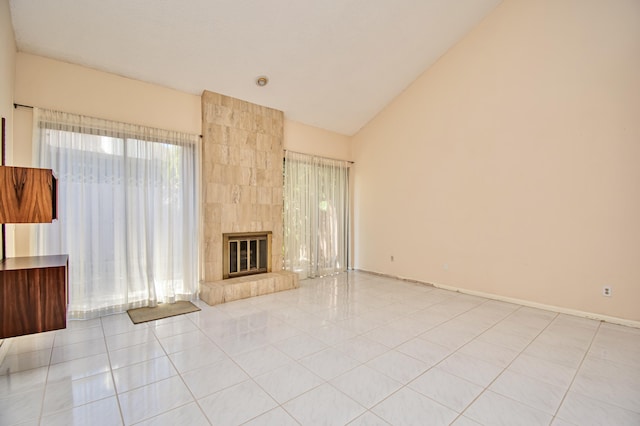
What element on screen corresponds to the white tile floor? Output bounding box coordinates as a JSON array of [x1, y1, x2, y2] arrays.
[[1, 271, 639, 425]]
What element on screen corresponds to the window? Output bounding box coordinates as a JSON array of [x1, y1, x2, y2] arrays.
[[284, 151, 349, 278], [34, 108, 200, 319]]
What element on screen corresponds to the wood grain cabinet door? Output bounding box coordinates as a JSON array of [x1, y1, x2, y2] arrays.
[[0, 266, 67, 338], [0, 166, 57, 223]]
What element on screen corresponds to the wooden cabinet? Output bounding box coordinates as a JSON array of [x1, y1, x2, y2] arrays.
[[0, 166, 57, 223], [0, 255, 68, 338]]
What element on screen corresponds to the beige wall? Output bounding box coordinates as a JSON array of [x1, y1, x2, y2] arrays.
[[284, 120, 351, 161], [0, 0, 14, 154], [352, 0, 640, 322], [14, 53, 202, 135]]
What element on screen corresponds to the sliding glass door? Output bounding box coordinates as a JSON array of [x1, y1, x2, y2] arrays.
[[34, 108, 199, 319], [284, 151, 349, 278]]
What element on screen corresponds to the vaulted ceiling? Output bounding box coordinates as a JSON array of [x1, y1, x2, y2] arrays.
[[9, 0, 502, 135]]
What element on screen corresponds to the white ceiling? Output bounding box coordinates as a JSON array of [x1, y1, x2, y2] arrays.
[[9, 0, 502, 135]]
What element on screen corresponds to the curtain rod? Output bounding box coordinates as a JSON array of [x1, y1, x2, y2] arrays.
[[284, 149, 354, 164], [13, 103, 203, 137]]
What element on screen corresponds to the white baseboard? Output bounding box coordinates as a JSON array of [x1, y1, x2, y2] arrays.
[[356, 269, 640, 329]]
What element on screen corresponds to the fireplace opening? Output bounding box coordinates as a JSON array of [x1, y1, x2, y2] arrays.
[[223, 231, 272, 279]]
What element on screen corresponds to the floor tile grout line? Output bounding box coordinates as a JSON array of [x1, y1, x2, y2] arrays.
[[189, 304, 353, 425], [180, 317, 226, 425], [307, 287, 499, 423], [100, 314, 127, 426], [275, 380, 367, 425], [33, 317, 122, 424], [147, 315, 215, 425], [311, 283, 498, 354], [191, 278, 408, 424], [135, 400, 209, 426], [114, 315, 213, 423], [441, 306, 561, 424], [186, 305, 289, 424], [348, 294, 511, 373], [2, 331, 54, 357], [36, 330, 56, 423], [550, 320, 602, 423], [38, 394, 122, 423]]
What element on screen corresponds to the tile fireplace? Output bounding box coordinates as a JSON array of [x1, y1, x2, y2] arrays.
[[199, 91, 297, 307]]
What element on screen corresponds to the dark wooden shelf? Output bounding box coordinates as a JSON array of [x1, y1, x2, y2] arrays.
[[1, 255, 69, 271], [0, 255, 68, 338]]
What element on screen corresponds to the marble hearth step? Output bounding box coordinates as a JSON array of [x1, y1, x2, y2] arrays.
[[199, 271, 299, 306]]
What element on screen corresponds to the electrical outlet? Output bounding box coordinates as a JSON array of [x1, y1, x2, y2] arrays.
[[390, 255, 394, 262], [602, 286, 612, 297], [443, 263, 449, 271]]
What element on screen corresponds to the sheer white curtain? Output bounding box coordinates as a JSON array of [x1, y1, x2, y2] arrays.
[[284, 151, 349, 279], [33, 108, 200, 319]]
